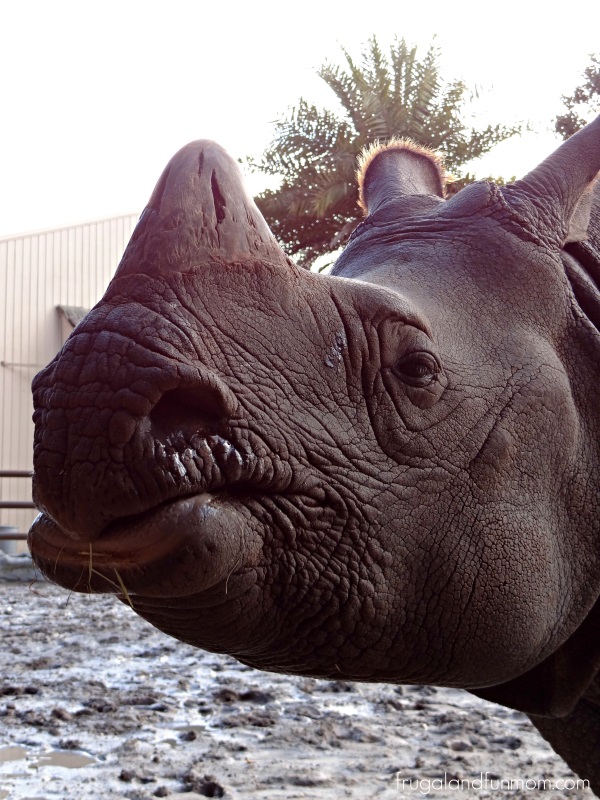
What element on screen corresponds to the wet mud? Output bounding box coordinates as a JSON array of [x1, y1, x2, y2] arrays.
[[0, 581, 593, 799]]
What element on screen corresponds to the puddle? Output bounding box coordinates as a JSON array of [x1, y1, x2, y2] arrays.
[[0, 745, 28, 762], [35, 750, 97, 769], [175, 724, 205, 735], [0, 745, 97, 771]]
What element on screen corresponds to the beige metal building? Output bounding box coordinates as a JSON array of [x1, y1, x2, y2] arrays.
[[0, 213, 139, 546]]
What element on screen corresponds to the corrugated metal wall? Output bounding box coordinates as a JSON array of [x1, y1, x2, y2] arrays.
[[0, 213, 139, 539]]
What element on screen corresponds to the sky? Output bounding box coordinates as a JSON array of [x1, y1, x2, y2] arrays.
[[1, 0, 599, 238]]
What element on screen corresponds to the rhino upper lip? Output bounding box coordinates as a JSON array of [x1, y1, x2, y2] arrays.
[[94, 491, 213, 550], [33, 492, 209, 563], [29, 489, 257, 598], [94, 483, 257, 545], [36, 482, 255, 558], [32, 473, 275, 571]]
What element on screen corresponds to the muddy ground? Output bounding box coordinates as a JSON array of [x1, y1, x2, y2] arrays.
[[0, 567, 594, 799]]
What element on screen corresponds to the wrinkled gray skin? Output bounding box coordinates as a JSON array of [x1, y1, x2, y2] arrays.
[[29, 117, 600, 790]]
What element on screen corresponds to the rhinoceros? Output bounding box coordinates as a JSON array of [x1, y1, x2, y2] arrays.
[[28, 116, 600, 790]]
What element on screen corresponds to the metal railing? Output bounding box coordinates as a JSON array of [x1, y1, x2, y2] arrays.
[[0, 470, 34, 541]]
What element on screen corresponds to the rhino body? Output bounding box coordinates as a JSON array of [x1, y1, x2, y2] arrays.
[[29, 118, 600, 789]]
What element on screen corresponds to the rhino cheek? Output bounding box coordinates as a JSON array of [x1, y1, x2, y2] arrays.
[[349, 352, 584, 684]]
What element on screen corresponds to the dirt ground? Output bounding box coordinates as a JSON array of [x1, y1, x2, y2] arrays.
[[0, 569, 594, 799]]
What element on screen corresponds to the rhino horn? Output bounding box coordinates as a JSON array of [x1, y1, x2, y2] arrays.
[[507, 114, 600, 245], [357, 139, 446, 216], [116, 141, 289, 277]]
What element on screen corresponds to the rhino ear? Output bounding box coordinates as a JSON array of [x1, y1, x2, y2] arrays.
[[564, 175, 599, 243], [505, 114, 600, 246], [357, 139, 446, 217], [116, 140, 290, 277]]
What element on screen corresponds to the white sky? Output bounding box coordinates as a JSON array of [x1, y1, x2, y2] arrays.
[[1, 0, 599, 237]]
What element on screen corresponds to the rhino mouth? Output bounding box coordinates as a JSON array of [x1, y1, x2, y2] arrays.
[[28, 492, 258, 599], [29, 427, 292, 598]]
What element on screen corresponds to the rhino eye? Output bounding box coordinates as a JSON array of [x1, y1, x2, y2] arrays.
[[393, 351, 440, 387]]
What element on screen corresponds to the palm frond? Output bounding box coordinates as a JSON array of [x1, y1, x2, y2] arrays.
[[248, 35, 521, 267]]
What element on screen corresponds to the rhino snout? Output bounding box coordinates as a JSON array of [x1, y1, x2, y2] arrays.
[[31, 328, 247, 541], [29, 323, 274, 597]]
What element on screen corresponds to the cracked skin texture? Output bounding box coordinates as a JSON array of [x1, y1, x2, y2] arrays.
[[29, 118, 600, 790]]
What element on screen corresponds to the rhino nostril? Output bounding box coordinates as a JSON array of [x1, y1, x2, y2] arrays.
[[150, 385, 232, 437]]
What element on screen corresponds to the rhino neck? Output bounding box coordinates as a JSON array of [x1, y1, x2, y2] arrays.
[[471, 595, 600, 718], [562, 198, 600, 334]]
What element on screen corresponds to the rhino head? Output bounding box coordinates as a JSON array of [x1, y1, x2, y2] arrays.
[[29, 119, 600, 780]]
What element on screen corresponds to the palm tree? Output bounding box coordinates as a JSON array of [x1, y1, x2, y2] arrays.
[[249, 37, 520, 268], [555, 54, 600, 140]]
